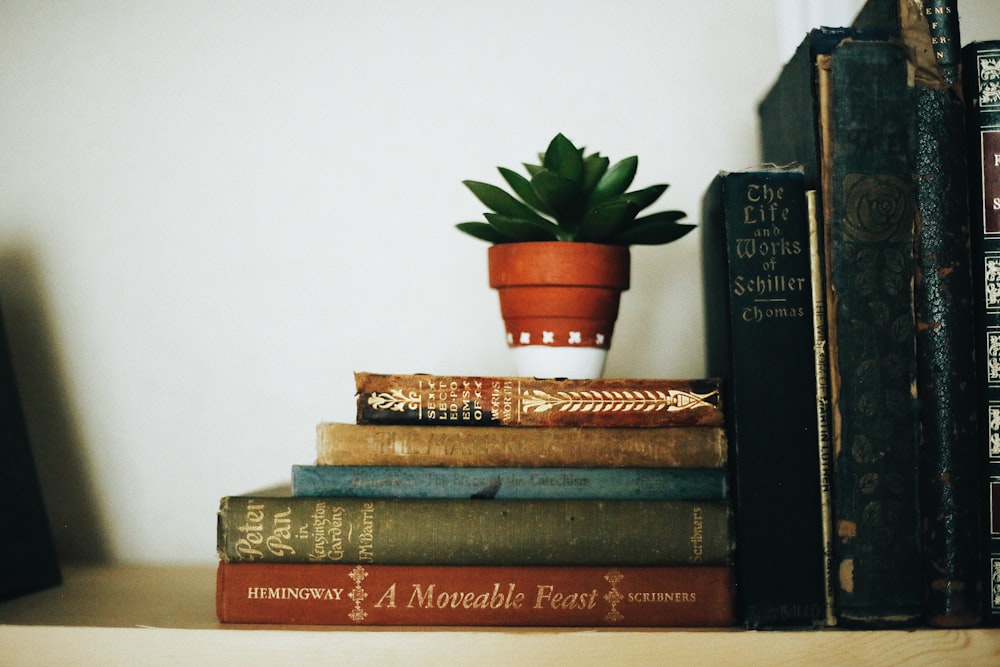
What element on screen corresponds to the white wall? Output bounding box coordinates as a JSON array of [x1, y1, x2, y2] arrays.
[[1, 0, 996, 564]]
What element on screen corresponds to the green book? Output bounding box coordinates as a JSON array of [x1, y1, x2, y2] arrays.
[[217, 492, 733, 566], [759, 27, 922, 628], [854, 0, 981, 629]]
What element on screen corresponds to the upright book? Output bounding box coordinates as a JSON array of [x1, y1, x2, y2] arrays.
[[0, 304, 61, 600], [354, 372, 723, 427], [314, 422, 728, 468], [701, 166, 827, 629], [963, 39, 1000, 628], [217, 493, 733, 566], [216, 562, 737, 627], [759, 28, 923, 627], [852, 0, 981, 630]]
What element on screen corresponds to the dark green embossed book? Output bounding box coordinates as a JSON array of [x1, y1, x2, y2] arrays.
[[963, 39, 1000, 628], [702, 166, 827, 629], [759, 28, 922, 628], [854, 0, 981, 630], [217, 492, 733, 567]]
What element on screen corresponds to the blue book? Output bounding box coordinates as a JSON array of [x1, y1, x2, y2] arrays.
[[291, 464, 727, 500]]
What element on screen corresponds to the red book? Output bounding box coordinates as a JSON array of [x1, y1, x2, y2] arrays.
[[216, 562, 736, 627], [354, 372, 724, 428]]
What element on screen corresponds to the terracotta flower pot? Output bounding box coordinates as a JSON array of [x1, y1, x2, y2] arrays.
[[488, 242, 630, 378]]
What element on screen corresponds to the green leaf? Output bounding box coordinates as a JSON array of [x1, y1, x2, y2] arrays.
[[633, 209, 688, 224], [499, 167, 550, 215], [484, 213, 560, 241], [463, 180, 549, 224], [523, 162, 543, 177], [578, 201, 639, 242], [542, 133, 583, 184], [598, 184, 669, 215], [590, 155, 638, 205], [581, 153, 610, 195], [620, 184, 668, 212], [455, 221, 511, 243], [530, 168, 583, 225], [608, 213, 694, 245]]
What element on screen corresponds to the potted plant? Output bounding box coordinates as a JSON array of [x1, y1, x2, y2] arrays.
[[458, 132, 692, 378]]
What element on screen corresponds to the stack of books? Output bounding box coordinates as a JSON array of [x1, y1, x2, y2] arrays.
[[215, 372, 737, 627]]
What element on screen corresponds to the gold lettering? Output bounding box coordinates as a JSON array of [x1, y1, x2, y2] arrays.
[[357, 502, 376, 563], [690, 506, 704, 564], [265, 507, 295, 557], [374, 583, 397, 608], [406, 582, 524, 609], [627, 591, 698, 603], [533, 585, 599, 610], [233, 501, 265, 560]]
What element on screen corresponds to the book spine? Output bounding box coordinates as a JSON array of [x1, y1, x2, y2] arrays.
[[963, 40, 1000, 628], [701, 168, 825, 629], [907, 5, 982, 627], [819, 39, 922, 628], [354, 372, 724, 427], [315, 423, 727, 468], [918, 0, 960, 84], [216, 562, 737, 627], [290, 464, 728, 501], [808, 189, 837, 627], [217, 496, 733, 566], [0, 305, 62, 600], [842, 0, 980, 626]]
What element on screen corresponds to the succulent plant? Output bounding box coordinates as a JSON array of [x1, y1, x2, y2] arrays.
[[457, 133, 692, 245]]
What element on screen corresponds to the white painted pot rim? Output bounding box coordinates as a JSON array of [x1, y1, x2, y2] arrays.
[[508, 346, 608, 379]]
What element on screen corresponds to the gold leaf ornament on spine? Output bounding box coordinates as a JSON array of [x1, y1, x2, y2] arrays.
[[366, 390, 420, 413], [519, 388, 719, 415]]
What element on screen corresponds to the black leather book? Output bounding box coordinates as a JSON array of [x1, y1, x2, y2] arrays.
[[702, 166, 827, 629]]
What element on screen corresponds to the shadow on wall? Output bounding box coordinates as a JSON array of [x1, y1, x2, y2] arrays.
[[0, 242, 109, 563]]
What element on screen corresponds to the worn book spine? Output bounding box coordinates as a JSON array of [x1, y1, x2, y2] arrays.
[[908, 1, 981, 630], [354, 372, 724, 427], [963, 39, 1000, 628], [701, 167, 826, 629], [291, 464, 728, 501], [216, 562, 737, 627], [759, 30, 923, 627], [315, 422, 727, 468], [855, 0, 981, 629], [819, 38, 922, 629], [217, 495, 733, 566], [808, 189, 837, 627]]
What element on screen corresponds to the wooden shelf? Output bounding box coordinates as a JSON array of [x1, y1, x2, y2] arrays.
[[1, 565, 998, 666]]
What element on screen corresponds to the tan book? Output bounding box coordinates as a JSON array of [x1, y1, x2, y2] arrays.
[[315, 422, 726, 468]]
